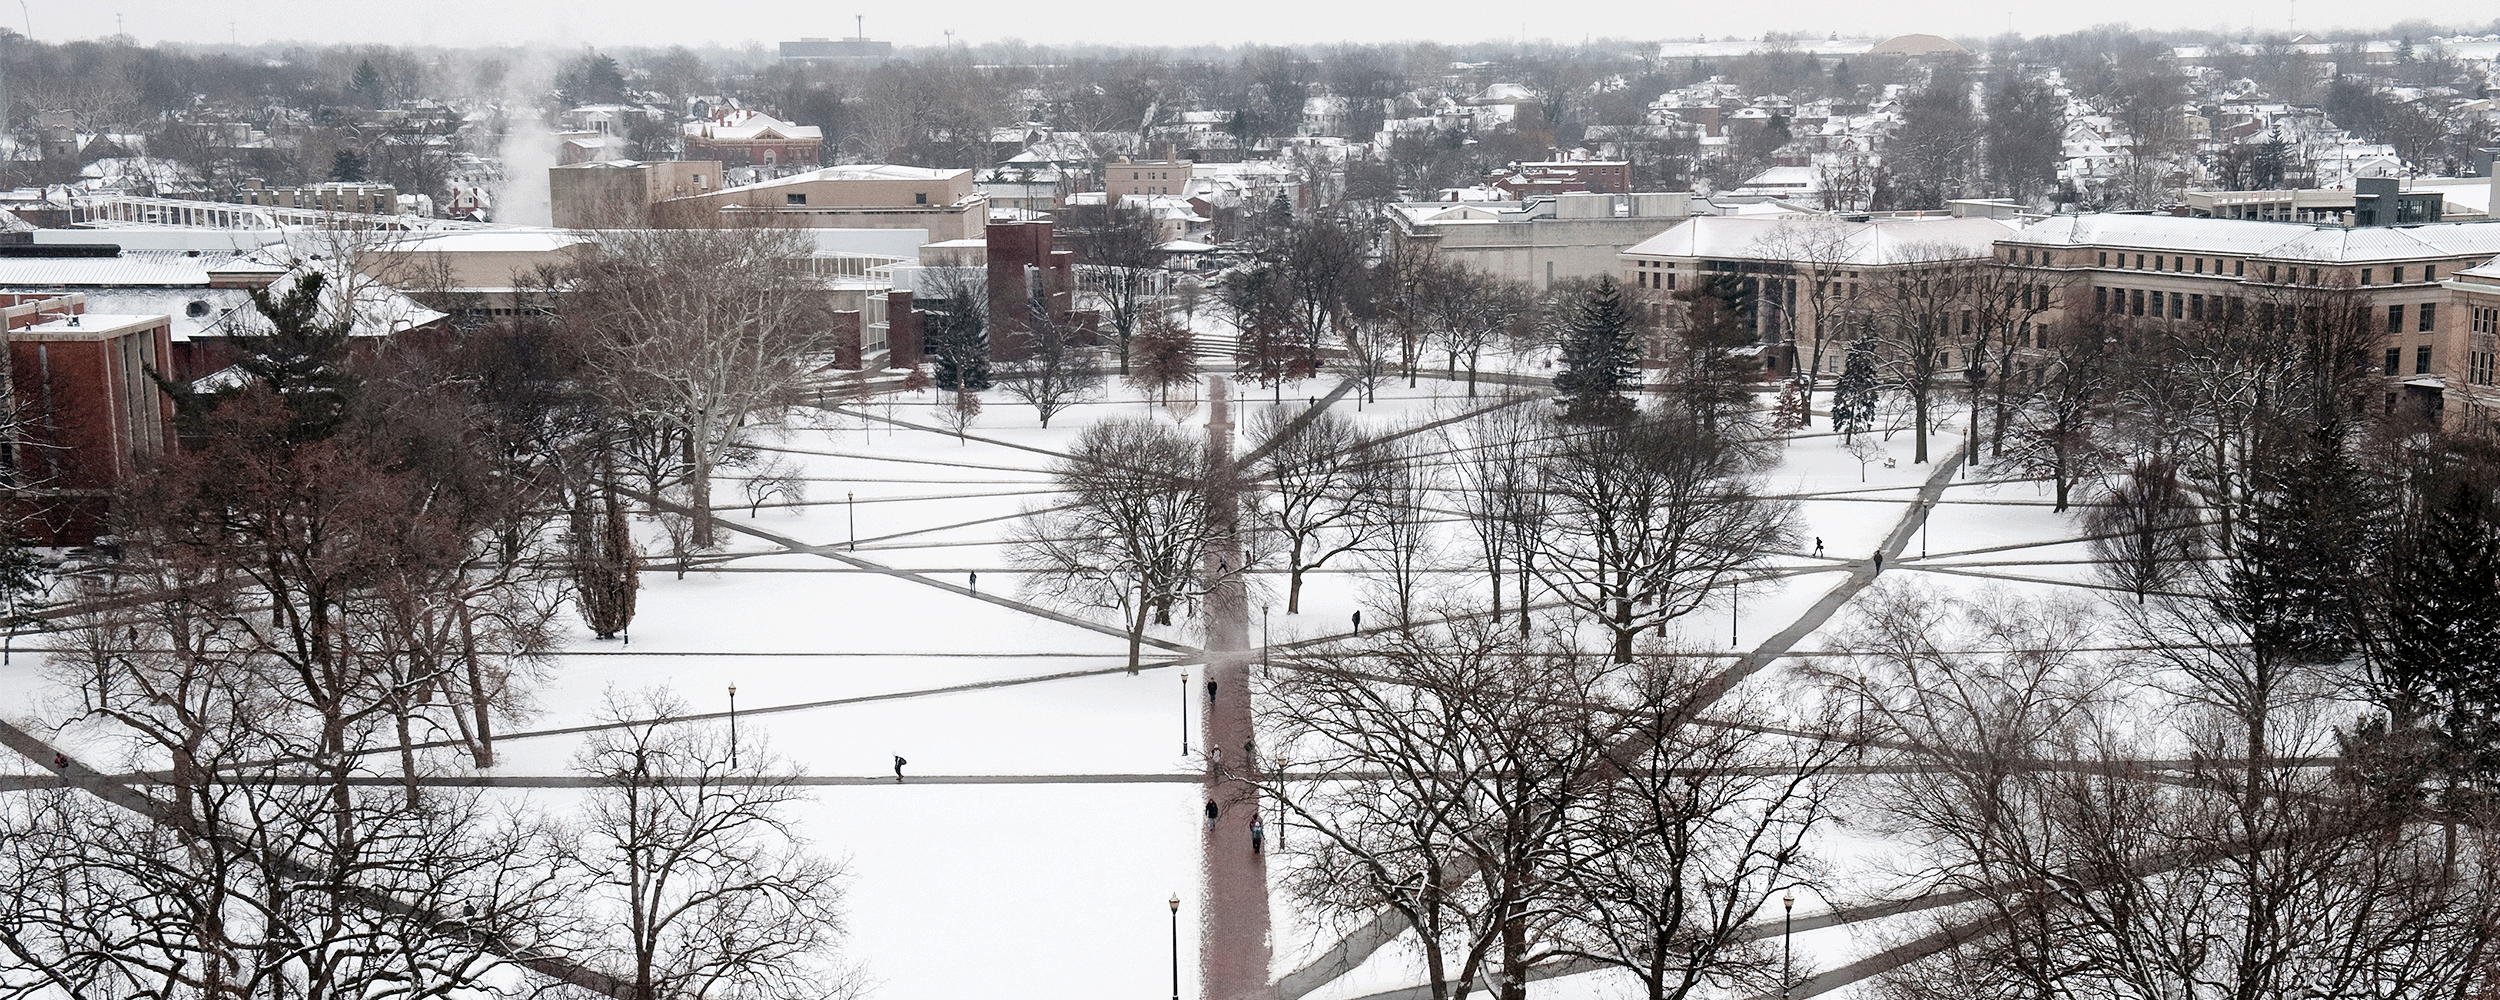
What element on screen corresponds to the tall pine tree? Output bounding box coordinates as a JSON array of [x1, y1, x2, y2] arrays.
[[1552, 277, 1641, 425], [1831, 336, 1880, 441]]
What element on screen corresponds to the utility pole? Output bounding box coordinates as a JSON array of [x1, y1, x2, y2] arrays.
[[854, 14, 864, 40]]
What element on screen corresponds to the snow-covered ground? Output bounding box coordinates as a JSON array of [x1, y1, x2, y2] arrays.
[[0, 368, 2134, 1000]]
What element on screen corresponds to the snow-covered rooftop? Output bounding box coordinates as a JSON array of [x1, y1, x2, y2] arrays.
[[2009, 213, 2500, 262], [1624, 215, 2019, 266]]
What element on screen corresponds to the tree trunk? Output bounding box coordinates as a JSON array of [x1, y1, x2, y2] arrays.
[[688, 409, 717, 549], [1912, 393, 1930, 464], [460, 603, 495, 767]]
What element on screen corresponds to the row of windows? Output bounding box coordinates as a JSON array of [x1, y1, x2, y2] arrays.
[[2100, 250, 2247, 277], [2470, 349, 2496, 387], [2473, 305, 2499, 336], [2385, 346, 2437, 376], [2360, 265, 2436, 284], [2096, 285, 2218, 320], [2387, 303, 2438, 333]]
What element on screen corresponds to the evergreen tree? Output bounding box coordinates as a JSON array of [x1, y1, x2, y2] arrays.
[[2226, 439, 2375, 667], [156, 271, 359, 443], [926, 298, 992, 392], [1552, 277, 1641, 425], [239, 272, 358, 441], [570, 478, 641, 640], [1831, 336, 1880, 440], [349, 59, 384, 105], [330, 148, 368, 182], [2365, 462, 2500, 770]]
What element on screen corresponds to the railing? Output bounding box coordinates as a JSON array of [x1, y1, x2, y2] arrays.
[[68, 195, 502, 232]]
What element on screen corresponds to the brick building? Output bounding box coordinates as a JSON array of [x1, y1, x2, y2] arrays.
[[0, 293, 176, 543], [681, 109, 824, 171]]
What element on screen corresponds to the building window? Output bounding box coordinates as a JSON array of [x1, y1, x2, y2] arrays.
[[2266, 265, 2277, 282], [2151, 290, 2164, 317], [2309, 267, 2319, 284], [2392, 266, 2404, 283], [2361, 269, 2372, 285], [2418, 345, 2434, 375], [2475, 306, 2499, 336], [2098, 251, 2108, 266], [2191, 293, 2205, 320], [2386, 348, 2402, 375], [2135, 254, 2145, 269], [786, 193, 807, 205], [2421, 303, 2437, 332], [2095, 286, 2107, 312], [2195, 258, 2205, 274], [2235, 260, 2245, 276], [2154, 256, 2164, 272], [2425, 264, 2436, 281], [2131, 289, 2145, 316], [2389, 304, 2405, 333], [915, 193, 928, 205]]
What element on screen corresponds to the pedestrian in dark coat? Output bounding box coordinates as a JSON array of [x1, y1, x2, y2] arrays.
[[1251, 815, 1265, 854], [1205, 799, 1219, 830], [893, 755, 907, 782]]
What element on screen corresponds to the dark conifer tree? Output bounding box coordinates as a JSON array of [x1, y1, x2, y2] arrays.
[[1831, 336, 1881, 440], [1552, 277, 1641, 425]]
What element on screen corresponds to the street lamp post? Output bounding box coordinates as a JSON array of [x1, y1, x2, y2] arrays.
[[1168, 894, 1181, 1000], [848, 491, 856, 550], [727, 683, 739, 769], [1781, 888, 1796, 1000], [1180, 670, 1191, 756], [1261, 603, 1271, 669], [1922, 499, 1933, 558]]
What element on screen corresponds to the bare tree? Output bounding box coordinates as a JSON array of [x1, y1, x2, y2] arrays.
[[933, 387, 983, 444], [1353, 438, 1438, 626], [1533, 417, 1797, 663], [1258, 617, 1609, 1000], [1009, 416, 1210, 670], [1125, 312, 1201, 406], [1748, 217, 1862, 417], [568, 224, 827, 549], [566, 690, 857, 1000], [1425, 266, 1533, 398], [1864, 244, 1984, 465], [1553, 655, 1841, 1000], [1249, 406, 1377, 614], [1448, 400, 1547, 630], [1065, 200, 1167, 374], [2088, 456, 2207, 604], [997, 287, 1103, 428]]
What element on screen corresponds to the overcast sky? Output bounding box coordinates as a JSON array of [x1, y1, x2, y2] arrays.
[[19, 0, 2462, 51]]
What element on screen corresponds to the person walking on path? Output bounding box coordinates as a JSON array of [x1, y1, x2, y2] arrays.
[[1207, 678, 1218, 702], [1250, 815, 1265, 855], [893, 755, 907, 782], [1205, 800, 1219, 831], [1351, 610, 1361, 636], [1814, 537, 1824, 558], [968, 571, 977, 593], [1872, 550, 1883, 573]]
